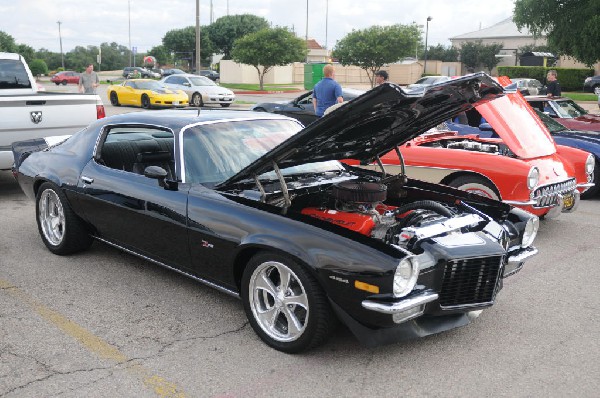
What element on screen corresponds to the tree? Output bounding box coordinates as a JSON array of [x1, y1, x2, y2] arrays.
[[205, 14, 270, 59], [479, 43, 504, 74], [0, 31, 17, 52], [513, 0, 600, 66], [162, 26, 213, 68], [425, 44, 459, 62], [332, 24, 421, 87], [231, 27, 306, 90], [148, 45, 171, 66], [16, 44, 35, 64], [29, 59, 48, 77], [459, 41, 503, 74], [35, 48, 63, 71]]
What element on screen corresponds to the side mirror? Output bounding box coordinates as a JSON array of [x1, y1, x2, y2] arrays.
[[479, 123, 494, 131], [183, 82, 191, 87], [144, 166, 178, 190]]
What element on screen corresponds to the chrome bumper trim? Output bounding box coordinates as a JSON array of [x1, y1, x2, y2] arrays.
[[504, 246, 538, 278], [577, 183, 595, 188], [502, 199, 538, 206], [362, 291, 439, 314]]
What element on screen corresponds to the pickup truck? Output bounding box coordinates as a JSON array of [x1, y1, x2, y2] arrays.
[[0, 52, 105, 169]]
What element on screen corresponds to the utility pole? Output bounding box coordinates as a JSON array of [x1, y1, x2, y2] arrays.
[[325, 0, 328, 50], [305, 0, 309, 63], [210, 0, 213, 23], [128, 0, 132, 67], [423, 16, 432, 76], [57, 21, 65, 69], [196, 0, 201, 72]]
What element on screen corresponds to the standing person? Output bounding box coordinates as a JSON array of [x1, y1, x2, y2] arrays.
[[78, 64, 99, 94], [374, 70, 389, 86], [546, 70, 561, 98], [313, 64, 343, 117]]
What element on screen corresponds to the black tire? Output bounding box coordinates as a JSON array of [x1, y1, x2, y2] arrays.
[[253, 107, 266, 112], [448, 175, 500, 200], [61, 80, 68, 85], [581, 160, 600, 199], [191, 92, 203, 107], [109, 91, 120, 106], [54, 82, 60, 86], [241, 251, 336, 353], [36, 182, 93, 255], [141, 94, 151, 109], [220, 103, 231, 108]]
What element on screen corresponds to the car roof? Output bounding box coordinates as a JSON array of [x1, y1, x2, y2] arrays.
[[97, 109, 294, 131]]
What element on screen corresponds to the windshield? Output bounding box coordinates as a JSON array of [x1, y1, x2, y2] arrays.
[[189, 76, 216, 86], [535, 109, 568, 133], [135, 81, 166, 90], [182, 119, 342, 185], [0, 59, 32, 89], [553, 100, 587, 118]]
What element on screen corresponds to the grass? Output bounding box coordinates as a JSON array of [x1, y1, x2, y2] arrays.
[[220, 83, 302, 91], [562, 92, 598, 101]]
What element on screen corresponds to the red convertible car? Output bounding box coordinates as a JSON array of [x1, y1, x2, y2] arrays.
[[345, 91, 594, 218]]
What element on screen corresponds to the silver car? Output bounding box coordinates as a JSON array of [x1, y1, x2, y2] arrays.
[[161, 74, 235, 107]]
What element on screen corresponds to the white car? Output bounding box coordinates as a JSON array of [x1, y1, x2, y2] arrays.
[[161, 73, 235, 107]]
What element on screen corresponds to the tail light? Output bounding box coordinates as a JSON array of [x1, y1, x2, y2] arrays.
[[97, 104, 106, 119]]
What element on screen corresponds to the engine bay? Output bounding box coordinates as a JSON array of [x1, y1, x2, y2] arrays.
[[420, 137, 516, 157]]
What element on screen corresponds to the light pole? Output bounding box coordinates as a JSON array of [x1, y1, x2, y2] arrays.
[[416, 24, 424, 60], [305, 0, 309, 63], [325, 0, 328, 50], [423, 16, 432, 76], [128, 0, 132, 67], [57, 21, 64, 69], [196, 0, 201, 72]]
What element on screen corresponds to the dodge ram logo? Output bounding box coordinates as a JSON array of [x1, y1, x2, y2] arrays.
[[30, 111, 43, 124]]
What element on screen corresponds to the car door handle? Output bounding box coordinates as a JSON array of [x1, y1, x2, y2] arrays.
[[81, 176, 94, 184]]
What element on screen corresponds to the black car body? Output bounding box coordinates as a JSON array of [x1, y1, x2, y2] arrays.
[[583, 75, 600, 94], [199, 70, 220, 82], [12, 73, 539, 353], [251, 88, 365, 126], [162, 68, 186, 77], [122, 66, 156, 78]]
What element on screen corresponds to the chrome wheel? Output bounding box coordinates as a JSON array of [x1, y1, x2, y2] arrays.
[[248, 261, 309, 342], [38, 188, 65, 246], [191, 93, 202, 107]]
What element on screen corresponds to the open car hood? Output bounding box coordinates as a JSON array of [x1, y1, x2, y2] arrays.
[[221, 72, 503, 187]]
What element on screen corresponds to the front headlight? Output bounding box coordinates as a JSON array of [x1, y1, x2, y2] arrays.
[[521, 216, 539, 248], [393, 257, 419, 298], [585, 154, 595, 175], [527, 167, 539, 190]]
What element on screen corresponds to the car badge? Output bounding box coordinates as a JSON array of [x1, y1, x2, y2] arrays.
[[30, 111, 43, 124]]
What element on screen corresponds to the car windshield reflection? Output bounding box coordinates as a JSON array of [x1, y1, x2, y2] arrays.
[[189, 76, 216, 86]]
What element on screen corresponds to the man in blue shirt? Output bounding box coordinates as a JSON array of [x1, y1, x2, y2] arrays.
[[313, 64, 343, 117]]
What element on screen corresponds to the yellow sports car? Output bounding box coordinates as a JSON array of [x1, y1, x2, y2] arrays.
[[107, 79, 188, 108]]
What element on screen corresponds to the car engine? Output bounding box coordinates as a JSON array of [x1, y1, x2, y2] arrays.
[[301, 180, 482, 250]]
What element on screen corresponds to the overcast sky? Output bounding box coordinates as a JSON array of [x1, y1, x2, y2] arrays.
[[1, 0, 516, 54]]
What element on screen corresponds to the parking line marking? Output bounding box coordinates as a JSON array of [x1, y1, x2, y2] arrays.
[[0, 278, 186, 398]]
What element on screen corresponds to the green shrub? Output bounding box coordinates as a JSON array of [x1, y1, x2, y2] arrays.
[[29, 59, 48, 76], [497, 66, 594, 91]]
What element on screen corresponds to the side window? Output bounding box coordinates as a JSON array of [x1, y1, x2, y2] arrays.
[[297, 94, 312, 105], [98, 127, 176, 180], [165, 76, 174, 84]]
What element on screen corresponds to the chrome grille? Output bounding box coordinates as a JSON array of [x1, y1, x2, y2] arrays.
[[532, 178, 576, 208], [439, 256, 503, 308]]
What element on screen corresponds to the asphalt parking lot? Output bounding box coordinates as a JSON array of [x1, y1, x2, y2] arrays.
[[1, 82, 599, 397]]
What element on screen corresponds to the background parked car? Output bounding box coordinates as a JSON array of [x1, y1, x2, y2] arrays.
[[507, 78, 546, 96], [583, 75, 600, 95], [525, 96, 600, 131], [251, 88, 364, 126], [161, 73, 234, 107], [50, 71, 80, 85], [406, 75, 451, 90], [199, 69, 220, 82], [162, 68, 186, 77], [122, 67, 159, 79]]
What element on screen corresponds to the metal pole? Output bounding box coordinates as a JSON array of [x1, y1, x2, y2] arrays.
[[57, 21, 65, 69], [423, 16, 432, 76], [305, 0, 309, 63], [196, 0, 201, 72], [325, 0, 328, 50], [128, 0, 132, 67], [227, 0, 229, 15]]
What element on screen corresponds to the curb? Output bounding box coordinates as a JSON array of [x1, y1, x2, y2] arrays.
[[232, 89, 304, 95]]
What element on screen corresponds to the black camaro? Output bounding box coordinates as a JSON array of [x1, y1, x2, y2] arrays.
[[12, 73, 539, 353]]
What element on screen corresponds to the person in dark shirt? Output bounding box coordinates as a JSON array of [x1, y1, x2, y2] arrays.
[[546, 70, 561, 97], [375, 70, 389, 86], [313, 64, 343, 117]]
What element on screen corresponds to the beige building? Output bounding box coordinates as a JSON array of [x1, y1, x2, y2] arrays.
[[449, 17, 598, 73]]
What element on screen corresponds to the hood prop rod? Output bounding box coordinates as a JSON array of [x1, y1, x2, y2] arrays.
[[272, 160, 292, 208], [394, 145, 406, 176], [253, 175, 266, 203], [375, 156, 387, 179]]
